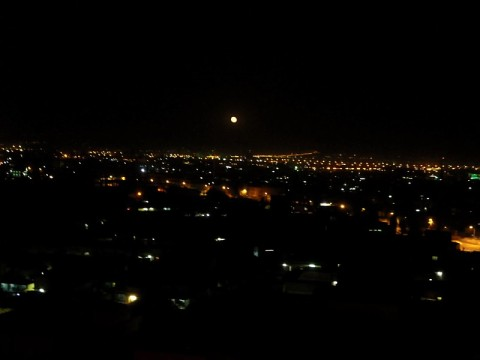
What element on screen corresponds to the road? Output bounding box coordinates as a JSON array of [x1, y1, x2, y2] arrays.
[[452, 236, 480, 252]]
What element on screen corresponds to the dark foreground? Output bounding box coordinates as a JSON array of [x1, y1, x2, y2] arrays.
[[1, 287, 480, 360]]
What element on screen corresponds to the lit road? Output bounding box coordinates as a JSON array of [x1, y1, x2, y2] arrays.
[[452, 236, 480, 252]]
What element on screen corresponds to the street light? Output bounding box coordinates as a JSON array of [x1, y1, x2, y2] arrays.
[[469, 225, 476, 238], [428, 218, 434, 228]]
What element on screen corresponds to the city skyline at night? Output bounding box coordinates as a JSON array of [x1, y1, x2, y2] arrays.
[[2, 6, 480, 358], [1, 5, 477, 161]]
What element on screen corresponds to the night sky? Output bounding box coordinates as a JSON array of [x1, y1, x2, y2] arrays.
[[0, 5, 477, 160]]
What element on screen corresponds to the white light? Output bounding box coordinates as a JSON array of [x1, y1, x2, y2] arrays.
[[332, 281, 338, 287], [435, 271, 443, 279], [127, 294, 138, 303], [215, 237, 226, 242], [170, 298, 191, 310], [38, 288, 45, 293], [230, 116, 238, 124], [308, 264, 316, 268], [265, 249, 274, 252]]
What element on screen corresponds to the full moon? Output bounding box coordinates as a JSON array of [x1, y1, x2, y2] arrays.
[[230, 116, 238, 124]]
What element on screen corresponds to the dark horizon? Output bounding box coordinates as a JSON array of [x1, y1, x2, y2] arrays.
[[1, 5, 477, 162]]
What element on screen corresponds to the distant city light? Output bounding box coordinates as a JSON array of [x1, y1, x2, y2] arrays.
[[127, 294, 138, 304]]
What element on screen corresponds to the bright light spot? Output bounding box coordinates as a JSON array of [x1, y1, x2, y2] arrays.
[[38, 288, 45, 293], [339, 204, 345, 209], [435, 271, 443, 279], [215, 237, 226, 242], [230, 116, 238, 124], [265, 249, 274, 252], [137, 191, 142, 197], [332, 281, 338, 287], [127, 294, 138, 304], [308, 264, 316, 268], [282, 263, 288, 267]]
